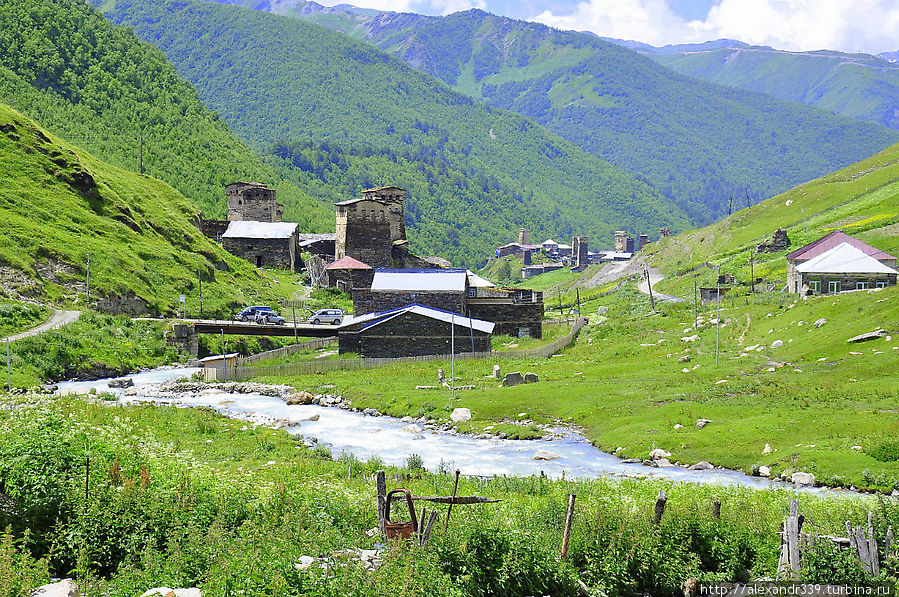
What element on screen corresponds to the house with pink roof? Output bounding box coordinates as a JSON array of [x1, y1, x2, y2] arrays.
[[786, 231, 897, 294]]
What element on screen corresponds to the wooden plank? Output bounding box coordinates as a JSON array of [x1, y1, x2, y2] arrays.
[[868, 512, 880, 576], [786, 514, 800, 572], [420, 510, 439, 547], [561, 493, 576, 558]]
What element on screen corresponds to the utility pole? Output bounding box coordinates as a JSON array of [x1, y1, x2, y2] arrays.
[[715, 269, 722, 366], [139, 131, 144, 175], [749, 252, 755, 294], [5, 336, 11, 392], [292, 306, 298, 343], [727, 193, 734, 217], [450, 313, 455, 401], [745, 188, 751, 209], [693, 278, 698, 329], [85, 253, 91, 308], [221, 329, 225, 358], [644, 268, 656, 313], [468, 310, 475, 355], [576, 289, 581, 317], [198, 270, 203, 319]]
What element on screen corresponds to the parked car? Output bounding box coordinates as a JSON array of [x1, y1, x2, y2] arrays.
[[255, 311, 286, 325], [308, 308, 344, 325], [235, 306, 273, 322]]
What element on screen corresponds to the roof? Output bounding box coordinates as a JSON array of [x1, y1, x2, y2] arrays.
[[795, 243, 899, 275], [557, 244, 572, 250], [222, 221, 298, 239], [364, 186, 406, 193], [542, 239, 558, 246], [370, 269, 468, 292], [297, 233, 335, 242], [356, 304, 494, 335], [325, 256, 372, 270], [466, 270, 495, 288], [496, 242, 541, 251], [787, 231, 896, 262]]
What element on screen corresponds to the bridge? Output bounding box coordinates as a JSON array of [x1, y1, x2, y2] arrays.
[[166, 318, 354, 355]]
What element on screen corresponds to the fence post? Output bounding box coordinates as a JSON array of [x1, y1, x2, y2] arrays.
[[561, 493, 576, 558]]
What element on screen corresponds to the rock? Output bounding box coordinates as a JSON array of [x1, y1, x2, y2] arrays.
[[492, 364, 501, 379], [791, 472, 816, 487], [532, 449, 561, 460], [31, 580, 79, 597], [681, 368, 691, 373], [450, 408, 471, 423], [501, 372, 524, 387], [681, 334, 700, 342], [295, 555, 316, 570], [847, 329, 888, 343], [437, 368, 446, 382], [286, 391, 315, 405], [402, 424, 423, 433], [362, 408, 381, 416], [770, 340, 784, 349], [695, 419, 712, 429], [678, 355, 691, 363], [524, 372, 539, 383], [763, 443, 772, 454], [656, 458, 674, 467], [851, 445, 863, 450], [759, 466, 771, 478], [814, 318, 827, 328], [689, 461, 714, 471], [673, 423, 683, 429], [140, 589, 201, 597], [108, 378, 134, 389], [642, 459, 659, 467], [400, 416, 414, 423], [620, 458, 641, 464], [648, 448, 671, 460]]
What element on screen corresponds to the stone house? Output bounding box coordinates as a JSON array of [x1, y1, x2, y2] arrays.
[[221, 221, 299, 271], [335, 186, 407, 268], [794, 243, 897, 294], [226, 182, 283, 222], [786, 231, 897, 293], [325, 256, 374, 291], [338, 304, 494, 358]]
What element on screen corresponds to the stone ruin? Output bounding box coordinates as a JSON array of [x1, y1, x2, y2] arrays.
[[756, 228, 791, 253]]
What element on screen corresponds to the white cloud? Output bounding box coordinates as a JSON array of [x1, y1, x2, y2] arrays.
[[314, 0, 486, 16], [532, 0, 899, 54]]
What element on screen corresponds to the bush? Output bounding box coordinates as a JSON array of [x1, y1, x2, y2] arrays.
[[867, 441, 899, 463]]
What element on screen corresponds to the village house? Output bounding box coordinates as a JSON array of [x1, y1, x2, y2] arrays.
[[786, 231, 897, 294], [226, 182, 283, 222], [335, 186, 406, 268], [338, 304, 494, 358], [221, 221, 299, 271], [325, 256, 374, 291]]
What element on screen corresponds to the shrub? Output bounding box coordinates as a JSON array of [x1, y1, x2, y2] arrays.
[[867, 442, 899, 463]]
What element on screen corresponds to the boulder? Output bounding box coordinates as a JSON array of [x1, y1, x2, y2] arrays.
[[681, 335, 700, 342], [689, 461, 714, 471], [620, 458, 641, 464], [524, 372, 539, 384], [532, 449, 561, 460], [759, 466, 771, 478], [437, 368, 446, 382], [648, 448, 671, 460], [108, 378, 134, 389], [673, 423, 683, 429], [450, 408, 471, 423], [791, 472, 816, 487], [642, 459, 659, 468], [295, 555, 316, 570], [362, 408, 381, 417], [770, 340, 784, 349], [140, 589, 201, 597], [814, 318, 827, 328], [501, 372, 524, 387], [678, 355, 691, 363], [31, 580, 78, 597], [656, 458, 675, 467], [695, 419, 712, 429], [847, 329, 888, 343], [763, 443, 772, 454], [402, 424, 423, 434], [286, 391, 315, 405], [492, 365, 501, 379]]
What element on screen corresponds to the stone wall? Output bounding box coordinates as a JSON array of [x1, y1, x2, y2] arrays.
[[467, 301, 543, 338], [799, 273, 896, 294], [328, 268, 374, 291], [336, 216, 392, 267], [339, 310, 491, 358], [226, 183, 282, 222], [222, 236, 296, 271], [352, 289, 466, 316], [200, 219, 230, 241]]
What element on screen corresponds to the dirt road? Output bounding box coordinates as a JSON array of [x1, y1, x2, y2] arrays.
[[7, 310, 81, 342]]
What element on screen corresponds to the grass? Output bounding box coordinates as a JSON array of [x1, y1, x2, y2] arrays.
[[247, 283, 899, 491], [0, 300, 48, 338], [1, 394, 896, 595]]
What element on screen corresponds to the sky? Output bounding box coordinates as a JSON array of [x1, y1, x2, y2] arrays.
[[318, 0, 899, 54]]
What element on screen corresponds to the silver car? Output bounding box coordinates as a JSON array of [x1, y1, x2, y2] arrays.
[[308, 308, 344, 325]]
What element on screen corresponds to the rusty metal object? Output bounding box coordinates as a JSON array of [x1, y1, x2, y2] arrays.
[[384, 489, 419, 540]]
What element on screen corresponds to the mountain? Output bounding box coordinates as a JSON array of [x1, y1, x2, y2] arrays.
[[611, 40, 899, 131], [99, 0, 690, 267], [244, 3, 899, 224], [0, 0, 331, 229], [0, 103, 295, 316]]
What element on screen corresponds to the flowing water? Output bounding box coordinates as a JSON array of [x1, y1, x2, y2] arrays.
[[57, 367, 854, 496]]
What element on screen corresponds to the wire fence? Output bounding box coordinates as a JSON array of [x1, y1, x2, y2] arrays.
[[217, 317, 588, 381]]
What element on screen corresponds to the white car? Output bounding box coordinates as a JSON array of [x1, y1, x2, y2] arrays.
[[308, 309, 344, 325]]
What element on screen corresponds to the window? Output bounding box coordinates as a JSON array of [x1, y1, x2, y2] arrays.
[[877, 281, 888, 288], [828, 280, 841, 294], [856, 281, 868, 290], [809, 280, 821, 293]]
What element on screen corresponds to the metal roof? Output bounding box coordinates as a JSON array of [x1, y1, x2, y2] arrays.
[[796, 243, 899, 275], [787, 231, 896, 261], [358, 304, 494, 334], [370, 269, 467, 292], [466, 270, 495, 288], [222, 221, 298, 239]]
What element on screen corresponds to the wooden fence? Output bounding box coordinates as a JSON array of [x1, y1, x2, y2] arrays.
[[216, 317, 587, 381], [236, 337, 338, 366]]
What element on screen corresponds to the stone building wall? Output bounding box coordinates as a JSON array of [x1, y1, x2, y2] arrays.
[[327, 268, 375, 291], [338, 311, 491, 358], [798, 273, 896, 294], [352, 289, 466, 316], [226, 183, 283, 222], [467, 302, 543, 339], [614, 231, 628, 252], [222, 236, 296, 271], [201, 219, 230, 241], [572, 236, 589, 270]]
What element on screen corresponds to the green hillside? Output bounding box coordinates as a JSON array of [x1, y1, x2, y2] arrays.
[[278, 6, 899, 224], [646, 44, 899, 130], [0, 0, 331, 230], [100, 0, 691, 267], [0, 103, 300, 316]]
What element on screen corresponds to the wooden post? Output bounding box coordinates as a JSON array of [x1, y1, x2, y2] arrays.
[[867, 512, 880, 576], [376, 470, 387, 536], [652, 489, 667, 525], [445, 469, 460, 533], [786, 500, 800, 574], [712, 500, 721, 519], [84, 456, 90, 506], [419, 506, 427, 534], [886, 525, 894, 557], [421, 510, 439, 547], [561, 493, 576, 558]]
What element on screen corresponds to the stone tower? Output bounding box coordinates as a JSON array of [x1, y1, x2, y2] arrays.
[[335, 186, 407, 268], [226, 182, 283, 222], [518, 227, 530, 246], [638, 234, 649, 250], [572, 236, 589, 270], [614, 230, 629, 252]]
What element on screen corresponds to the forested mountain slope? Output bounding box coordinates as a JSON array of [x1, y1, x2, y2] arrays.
[[271, 3, 899, 223], [101, 0, 690, 266], [0, 0, 331, 229], [620, 41, 899, 130], [0, 104, 293, 315]]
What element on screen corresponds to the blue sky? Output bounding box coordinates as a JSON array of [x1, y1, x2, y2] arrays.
[[320, 0, 899, 54]]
